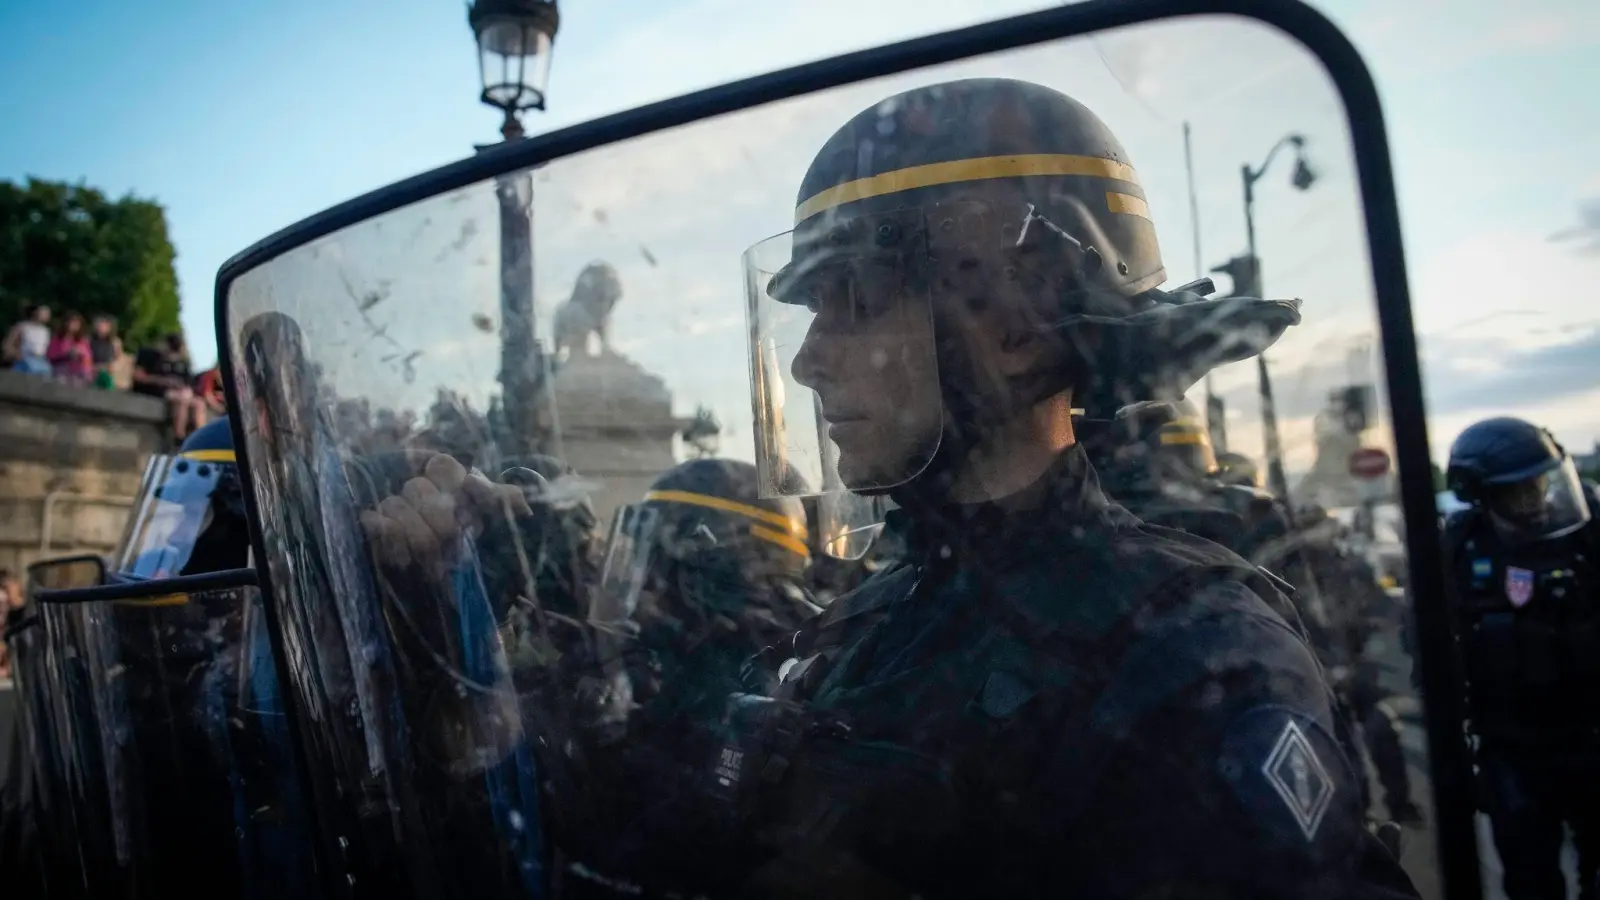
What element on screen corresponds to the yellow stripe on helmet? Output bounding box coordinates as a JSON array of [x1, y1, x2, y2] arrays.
[[1159, 417, 1210, 446], [643, 489, 807, 540], [748, 524, 812, 560], [181, 449, 237, 463], [1105, 191, 1151, 221], [794, 153, 1142, 225]]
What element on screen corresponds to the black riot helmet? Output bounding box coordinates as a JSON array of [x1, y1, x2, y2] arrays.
[[117, 417, 252, 579], [1447, 416, 1592, 542], [1089, 400, 1218, 496], [1296, 503, 1332, 529], [1214, 451, 1262, 489], [594, 459, 812, 623], [745, 77, 1300, 515]]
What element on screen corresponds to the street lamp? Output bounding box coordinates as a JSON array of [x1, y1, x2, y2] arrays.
[[469, 0, 560, 140], [468, 0, 559, 457], [1240, 133, 1315, 508]]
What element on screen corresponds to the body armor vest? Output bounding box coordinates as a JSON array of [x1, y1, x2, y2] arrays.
[[1449, 513, 1600, 745]]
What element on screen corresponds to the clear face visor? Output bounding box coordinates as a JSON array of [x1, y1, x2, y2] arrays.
[[744, 201, 1087, 557], [1485, 456, 1593, 541], [594, 491, 813, 618], [592, 504, 660, 628], [114, 453, 232, 579]]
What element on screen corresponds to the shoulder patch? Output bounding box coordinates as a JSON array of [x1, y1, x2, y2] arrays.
[[1505, 566, 1535, 608], [1261, 720, 1336, 840], [1218, 705, 1361, 852]]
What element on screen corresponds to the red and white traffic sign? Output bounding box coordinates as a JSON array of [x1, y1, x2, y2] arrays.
[[1348, 447, 1391, 479]]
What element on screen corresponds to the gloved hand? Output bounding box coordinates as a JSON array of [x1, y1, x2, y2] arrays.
[[357, 451, 532, 579]]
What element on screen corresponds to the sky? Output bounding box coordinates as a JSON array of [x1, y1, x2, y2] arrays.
[[3, 0, 1598, 474]]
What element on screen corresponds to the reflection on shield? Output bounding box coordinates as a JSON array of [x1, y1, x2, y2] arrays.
[[3, 602, 107, 896], [744, 207, 944, 505], [76, 586, 319, 898], [20, 561, 321, 895], [208, 5, 1446, 897]]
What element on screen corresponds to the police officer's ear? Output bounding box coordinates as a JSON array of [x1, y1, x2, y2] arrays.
[[966, 284, 1076, 379]]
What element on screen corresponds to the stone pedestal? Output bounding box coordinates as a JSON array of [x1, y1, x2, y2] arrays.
[[548, 347, 687, 528]]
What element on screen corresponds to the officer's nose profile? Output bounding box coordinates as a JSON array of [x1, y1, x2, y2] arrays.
[[140, 5, 1516, 900]]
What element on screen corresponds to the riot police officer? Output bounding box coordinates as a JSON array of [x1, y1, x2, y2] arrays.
[[564, 458, 822, 896], [591, 459, 819, 730], [1444, 416, 1600, 899], [1085, 402, 1421, 826], [1216, 449, 1263, 488], [1295, 505, 1423, 827], [119, 416, 252, 576], [106, 417, 321, 898], [10, 417, 323, 899], [722, 76, 1417, 898], [1085, 400, 1291, 561]]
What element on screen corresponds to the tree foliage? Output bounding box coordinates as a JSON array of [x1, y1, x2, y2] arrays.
[[0, 177, 182, 348]]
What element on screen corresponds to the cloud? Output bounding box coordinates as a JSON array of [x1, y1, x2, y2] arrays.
[[1422, 327, 1600, 415], [1549, 198, 1600, 256], [1330, 0, 1600, 75], [1409, 228, 1600, 339]]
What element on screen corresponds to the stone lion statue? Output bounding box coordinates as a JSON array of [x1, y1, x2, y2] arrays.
[[553, 261, 622, 358]]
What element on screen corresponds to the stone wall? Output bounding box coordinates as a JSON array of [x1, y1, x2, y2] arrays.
[[0, 370, 167, 576]]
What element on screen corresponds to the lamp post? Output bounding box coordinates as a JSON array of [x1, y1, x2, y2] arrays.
[[1240, 133, 1315, 507], [469, 0, 559, 457]]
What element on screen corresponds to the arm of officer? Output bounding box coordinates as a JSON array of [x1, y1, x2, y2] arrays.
[[1069, 581, 1420, 900]]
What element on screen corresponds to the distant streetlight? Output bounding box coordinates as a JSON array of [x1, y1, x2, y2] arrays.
[[1240, 132, 1315, 509], [468, 0, 560, 457]]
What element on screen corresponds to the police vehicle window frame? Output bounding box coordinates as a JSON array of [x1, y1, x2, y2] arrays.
[[209, 0, 1475, 895]]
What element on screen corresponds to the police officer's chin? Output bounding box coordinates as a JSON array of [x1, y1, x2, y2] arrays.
[[833, 424, 938, 491]]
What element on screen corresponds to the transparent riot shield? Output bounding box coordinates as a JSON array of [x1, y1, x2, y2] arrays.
[[72, 585, 320, 899], [215, 3, 1471, 899], [9, 557, 127, 900], [2, 609, 65, 897], [26, 547, 321, 900]]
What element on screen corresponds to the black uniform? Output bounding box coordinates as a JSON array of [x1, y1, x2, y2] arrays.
[[1084, 403, 1419, 824], [1445, 509, 1600, 898], [718, 447, 1415, 898], [1296, 513, 1421, 824], [1445, 416, 1600, 900], [724, 74, 1417, 900], [561, 458, 822, 897]]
